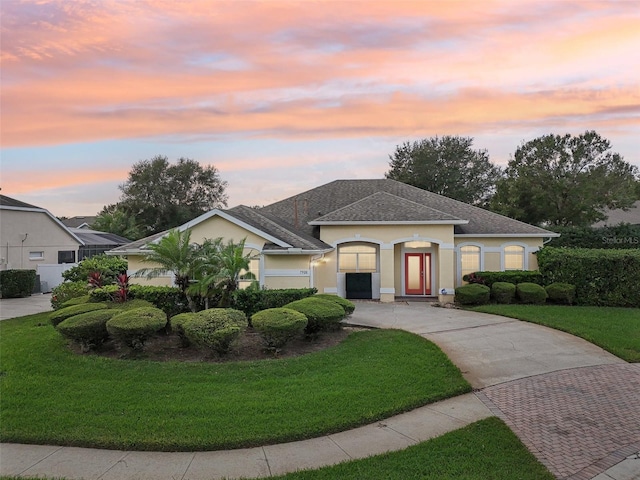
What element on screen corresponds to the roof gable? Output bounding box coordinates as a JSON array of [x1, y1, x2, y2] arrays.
[[0, 194, 85, 245], [260, 179, 557, 237], [310, 191, 466, 224]]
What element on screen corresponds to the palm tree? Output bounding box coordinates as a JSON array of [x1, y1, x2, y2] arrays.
[[135, 228, 198, 310], [215, 238, 256, 307], [187, 238, 256, 308]]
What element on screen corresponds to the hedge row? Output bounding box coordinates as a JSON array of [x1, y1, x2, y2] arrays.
[[536, 247, 640, 307], [0, 269, 37, 298], [456, 282, 573, 306], [462, 270, 543, 287], [91, 285, 190, 317], [546, 224, 640, 249], [231, 288, 317, 318]]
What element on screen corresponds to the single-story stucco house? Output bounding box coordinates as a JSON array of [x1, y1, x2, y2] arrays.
[[109, 179, 558, 303]]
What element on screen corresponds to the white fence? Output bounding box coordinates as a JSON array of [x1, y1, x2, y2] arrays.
[[36, 264, 77, 292]]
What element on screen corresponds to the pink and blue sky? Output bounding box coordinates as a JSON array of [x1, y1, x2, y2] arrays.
[[1, 0, 639, 217]]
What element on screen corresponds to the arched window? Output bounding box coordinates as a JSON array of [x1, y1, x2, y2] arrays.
[[504, 245, 525, 270], [338, 244, 377, 273], [460, 245, 481, 278]]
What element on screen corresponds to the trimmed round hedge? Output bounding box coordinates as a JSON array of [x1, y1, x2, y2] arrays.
[[106, 307, 167, 350], [313, 294, 356, 315], [455, 284, 490, 305], [545, 283, 576, 305], [516, 282, 548, 304], [60, 295, 93, 309], [491, 282, 516, 304], [284, 297, 345, 334], [169, 312, 197, 346], [56, 310, 117, 352], [251, 308, 308, 349], [50, 303, 109, 327], [182, 308, 247, 355], [108, 299, 156, 311]]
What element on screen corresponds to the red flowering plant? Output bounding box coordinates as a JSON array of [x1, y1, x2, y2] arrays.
[[88, 271, 104, 289], [465, 272, 486, 285], [114, 273, 130, 303]]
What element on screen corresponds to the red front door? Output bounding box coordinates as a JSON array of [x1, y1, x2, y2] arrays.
[[405, 253, 431, 295]]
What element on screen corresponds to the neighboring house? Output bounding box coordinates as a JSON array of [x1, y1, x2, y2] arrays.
[[109, 179, 558, 303], [0, 195, 84, 291], [592, 201, 640, 227], [61, 216, 98, 229], [69, 228, 131, 261]]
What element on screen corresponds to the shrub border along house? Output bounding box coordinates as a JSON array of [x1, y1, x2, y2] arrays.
[[285, 297, 346, 334], [536, 247, 640, 307]]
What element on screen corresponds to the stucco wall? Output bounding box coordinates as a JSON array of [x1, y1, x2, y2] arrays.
[[454, 237, 545, 283], [0, 209, 81, 270], [263, 255, 312, 290]]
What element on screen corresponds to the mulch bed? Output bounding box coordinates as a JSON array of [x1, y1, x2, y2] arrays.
[[71, 326, 366, 363]]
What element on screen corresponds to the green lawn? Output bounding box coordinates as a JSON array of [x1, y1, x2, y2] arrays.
[[0, 418, 554, 480], [0, 312, 470, 451], [472, 304, 640, 362]]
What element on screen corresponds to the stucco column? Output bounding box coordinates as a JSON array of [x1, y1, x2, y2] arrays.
[[438, 246, 456, 304], [379, 244, 395, 303]]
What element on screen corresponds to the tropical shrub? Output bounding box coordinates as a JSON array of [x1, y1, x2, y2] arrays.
[[231, 287, 317, 318], [61, 254, 128, 284], [91, 285, 189, 317], [284, 297, 345, 334], [313, 294, 356, 315], [455, 284, 490, 305], [51, 281, 90, 310], [60, 295, 92, 308], [56, 310, 116, 352], [462, 270, 543, 287], [251, 308, 308, 349], [0, 269, 37, 298], [182, 308, 247, 355], [536, 247, 640, 307], [491, 282, 516, 304], [545, 283, 576, 305], [516, 283, 548, 304], [106, 307, 167, 350], [50, 303, 109, 327]]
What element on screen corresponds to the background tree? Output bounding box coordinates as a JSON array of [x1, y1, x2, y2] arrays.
[[385, 136, 502, 205], [491, 131, 639, 227], [92, 204, 144, 240], [112, 156, 228, 236]]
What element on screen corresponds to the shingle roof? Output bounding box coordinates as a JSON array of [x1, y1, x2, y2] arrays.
[[70, 228, 131, 246], [107, 230, 167, 254], [110, 178, 557, 255], [62, 216, 97, 228], [260, 179, 556, 236], [310, 191, 466, 224], [225, 206, 330, 250], [593, 201, 640, 227], [0, 194, 40, 209]]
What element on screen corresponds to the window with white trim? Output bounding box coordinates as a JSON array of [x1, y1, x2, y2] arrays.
[[504, 245, 525, 270], [338, 244, 377, 273], [239, 257, 260, 289], [29, 251, 44, 260], [460, 245, 481, 278]]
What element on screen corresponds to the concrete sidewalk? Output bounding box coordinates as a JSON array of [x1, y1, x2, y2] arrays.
[[1, 300, 638, 479]]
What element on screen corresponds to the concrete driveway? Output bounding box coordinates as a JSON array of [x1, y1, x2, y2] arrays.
[[0, 293, 52, 320]]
